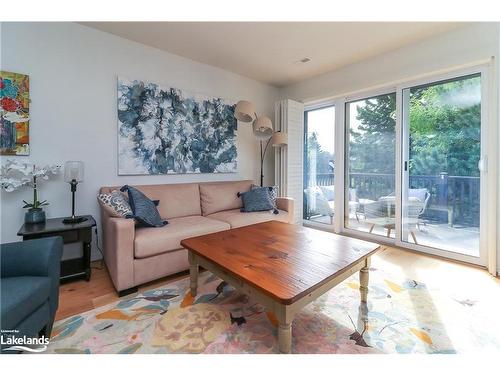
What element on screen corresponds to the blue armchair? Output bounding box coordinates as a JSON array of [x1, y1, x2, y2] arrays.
[[1, 237, 63, 343]]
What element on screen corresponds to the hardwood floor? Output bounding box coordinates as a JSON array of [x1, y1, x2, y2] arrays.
[[56, 261, 189, 320], [56, 246, 499, 321]]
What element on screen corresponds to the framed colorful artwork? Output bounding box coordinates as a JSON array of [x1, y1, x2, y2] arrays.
[[1, 71, 30, 155]]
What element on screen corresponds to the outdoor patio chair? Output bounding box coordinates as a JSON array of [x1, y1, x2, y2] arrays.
[[379, 188, 431, 230], [304, 186, 359, 224], [362, 200, 418, 243], [304, 186, 334, 223], [407, 188, 431, 227]]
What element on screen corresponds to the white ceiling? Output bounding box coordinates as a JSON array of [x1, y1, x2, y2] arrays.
[[81, 22, 463, 87]]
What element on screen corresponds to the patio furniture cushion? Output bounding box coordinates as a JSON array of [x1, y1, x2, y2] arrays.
[[134, 215, 230, 258], [409, 188, 428, 202], [207, 209, 289, 228], [1, 276, 51, 329], [319, 185, 335, 201], [318, 186, 357, 202], [305, 187, 332, 217]]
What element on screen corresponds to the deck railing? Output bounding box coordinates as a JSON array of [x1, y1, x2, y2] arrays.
[[307, 172, 480, 227]]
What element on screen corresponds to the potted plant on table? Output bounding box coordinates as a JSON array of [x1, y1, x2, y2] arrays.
[[1, 160, 61, 223]]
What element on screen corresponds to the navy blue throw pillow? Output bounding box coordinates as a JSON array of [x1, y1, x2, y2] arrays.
[[120, 185, 167, 227], [251, 184, 279, 214], [237, 187, 274, 213]]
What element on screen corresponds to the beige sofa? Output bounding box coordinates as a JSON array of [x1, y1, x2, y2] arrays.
[[99, 180, 294, 295]]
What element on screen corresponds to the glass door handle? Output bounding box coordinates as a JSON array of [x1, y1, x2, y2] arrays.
[[478, 157, 487, 172]]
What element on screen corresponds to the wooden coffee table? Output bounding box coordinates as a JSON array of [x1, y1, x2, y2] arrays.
[[180, 221, 380, 354]]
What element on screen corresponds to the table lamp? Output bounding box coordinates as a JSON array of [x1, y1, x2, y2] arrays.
[[62, 161, 88, 224]]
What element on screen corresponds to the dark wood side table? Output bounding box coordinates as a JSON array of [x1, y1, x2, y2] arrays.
[[17, 215, 96, 283]]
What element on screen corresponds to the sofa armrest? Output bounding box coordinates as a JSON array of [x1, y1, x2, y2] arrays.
[[276, 197, 294, 224], [1, 237, 63, 279], [102, 216, 136, 292]]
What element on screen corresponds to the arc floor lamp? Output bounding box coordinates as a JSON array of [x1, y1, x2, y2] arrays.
[[234, 100, 288, 186]]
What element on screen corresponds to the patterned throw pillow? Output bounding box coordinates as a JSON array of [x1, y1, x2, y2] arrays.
[[97, 190, 132, 218], [238, 187, 274, 213], [120, 185, 167, 227], [251, 184, 279, 214]]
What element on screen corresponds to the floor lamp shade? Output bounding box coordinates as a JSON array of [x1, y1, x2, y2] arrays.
[[253, 116, 273, 139], [272, 132, 288, 147], [234, 100, 256, 123], [64, 161, 84, 182]]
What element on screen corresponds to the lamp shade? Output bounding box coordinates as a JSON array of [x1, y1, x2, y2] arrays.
[[253, 116, 273, 139], [64, 161, 84, 183], [271, 131, 288, 147], [234, 100, 256, 123]]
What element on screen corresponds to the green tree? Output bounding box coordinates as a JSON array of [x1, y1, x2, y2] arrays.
[[408, 76, 480, 176], [349, 93, 396, 174], [350, 76, 480, 178]]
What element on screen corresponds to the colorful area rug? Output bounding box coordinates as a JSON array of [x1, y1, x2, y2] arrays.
[[46, 267, 500, 354]]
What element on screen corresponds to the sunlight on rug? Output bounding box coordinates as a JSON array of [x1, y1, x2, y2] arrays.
[[46, 267, 500, 354]]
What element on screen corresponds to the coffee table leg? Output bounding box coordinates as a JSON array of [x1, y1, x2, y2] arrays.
[[276, 305, 293, 353], [359, 258, 370, 303], [278, 323, 292, 354], [188, 252, 198, 297]]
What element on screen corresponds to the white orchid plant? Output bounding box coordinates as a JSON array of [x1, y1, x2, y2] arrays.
[[1, 160, 61, 209]]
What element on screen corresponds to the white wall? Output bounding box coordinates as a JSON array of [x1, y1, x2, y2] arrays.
[[282, 23, 499, 102], [0, 22, 280, 259], [282, 23, 500, 274]]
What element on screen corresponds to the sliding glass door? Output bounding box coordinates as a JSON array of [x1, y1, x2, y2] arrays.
[[401, 74, 482, 257], [303, 105, 335, 225], [345, 92, 396, 238], [303, 66, 489, 267]]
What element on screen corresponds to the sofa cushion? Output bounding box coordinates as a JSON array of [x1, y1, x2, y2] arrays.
[[1, 276, 51, 329], [134, 216, 230, 258], [100, 183, 202, 219], [207, 209, 289, 228], [199, 180, 253, 215]]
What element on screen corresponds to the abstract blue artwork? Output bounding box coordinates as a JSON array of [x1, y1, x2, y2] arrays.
[[117, 77, 237, 175]]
